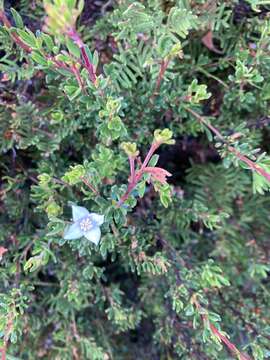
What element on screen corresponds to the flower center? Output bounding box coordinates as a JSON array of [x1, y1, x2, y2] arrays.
[[79, 217, 93, 232]]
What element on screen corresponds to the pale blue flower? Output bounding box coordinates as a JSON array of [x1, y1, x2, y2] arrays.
[[64, 205, 104, 245]]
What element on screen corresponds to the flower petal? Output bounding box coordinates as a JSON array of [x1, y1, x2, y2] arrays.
[[144, 167, 172, 185], [71, 205, 89, 222], [63, 222, 83, 240], [89, 213, 104, 226], [84, 227, 101, 245]]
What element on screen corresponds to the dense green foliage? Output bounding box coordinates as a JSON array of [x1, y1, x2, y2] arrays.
[[1, 0, 270, 359]]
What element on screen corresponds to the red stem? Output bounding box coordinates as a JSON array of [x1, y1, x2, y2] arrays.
[[209, 323, 251, 360], [117, 142, 160, 207], [71, 64, 85, 92], [129, 156, 135, 183], [80, 177, 99, 196], [187, 107, 270, 183], [0, 346, 6, 360], [149, 59, 170, 104], [193, 298, 251, 360], [140, 142, 159, 172], [80, 47, 96, 83], [0, 11, 31, 52], [47, 56, 73, 73], [155, 59, 170, 94], [67, 28, 96, 83], [0, 12, 86, 88], [0, 345, 7, 360], [229, 146, 270, 182]]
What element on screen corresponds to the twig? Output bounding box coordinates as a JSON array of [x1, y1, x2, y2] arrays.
[[67, 28, 97, 83], [101, 0, 114, 15], [0, 11, 84, 89], [32, 127, 55, 139], [159, 238, 254, 360], [186, 107, 270, 183], [71, 63, 85, 92], [150, 59, 170, 104], [197, 66, 229, 89], [129, 156, 135, 183], [117, 142, 159, 207], [80, 176, 99, 196], [155, 59, 170, 94], [0, 10, 31, 52], [0, 347, 6, 360], [218, 292, 270, 344], [192, 295, 252, 360], [0, 312, 14, 360]]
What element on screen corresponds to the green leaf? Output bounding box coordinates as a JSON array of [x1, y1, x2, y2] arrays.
[[148, 154, 159, 167], [11, 8, 24, 29], [157, 33, 175, 58], [93, 50, 99, 70], [64, 84, 81, 100], [66, 37, 81, 58], [17, 29, 37, 48], [122, 3, 154, 33], [31, 51, 48, 66], [168, 7, 197, 39], [42, 33, 54, 52], [252, 158, 270, 194]]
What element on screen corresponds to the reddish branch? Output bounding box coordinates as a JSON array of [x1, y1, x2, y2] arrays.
[[0, 10, 69, 74], [46, 55, 74, 74], [67, 28, 97, 84], [149, 59, 170, 104], [71, 64, 85, 92], [209, 324, 251, 360], [160, 239, 252, 360], [187, 107, 270, 183], [80, 46, 96, 83], [192, 296, 251, 360], [0, 312, 14, 360], [155, 59, 170, 94], [0, 10, 32, 52], [117, 142, 160, 206], [0, 345, 6, 360], [0, 11, 87, 89], [0, 347, 6, 360], [80, 176, 100, 196]]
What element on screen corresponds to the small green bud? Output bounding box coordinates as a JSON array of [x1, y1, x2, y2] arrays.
[[38, 173, 52, 187], [154, 129, 175, 145], [169, 43, 183, 59], [46, 202, 62, 218], [99, 110, 106, 118], [187, 79, 211, 104], [108, 116, 122, 131], [51, 111, 64, 123], [121, 142, 139, 157], [62, 165, 85, 185], [106, 98, 121, 113]]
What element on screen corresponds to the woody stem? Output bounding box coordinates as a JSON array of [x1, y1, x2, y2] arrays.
[[186, 107, 270, 183], [129, 156, 135, 183], [117, 142, 160, 207], [67, 28, 96, 83]]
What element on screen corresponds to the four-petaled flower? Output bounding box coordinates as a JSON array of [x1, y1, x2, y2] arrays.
[[64, 205, 104, 245]]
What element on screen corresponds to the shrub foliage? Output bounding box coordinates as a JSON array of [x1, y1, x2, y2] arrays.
[[1, 0, 270, 359]]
